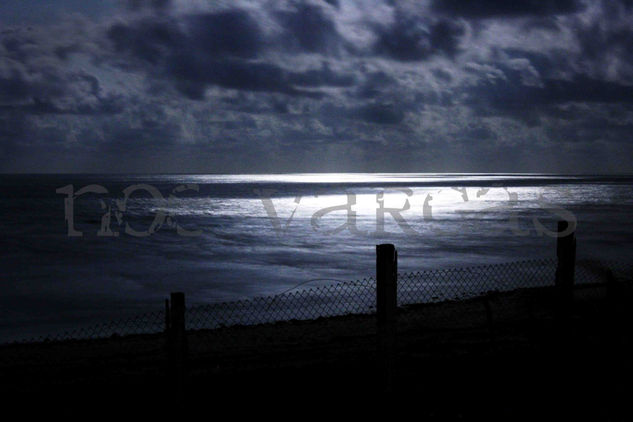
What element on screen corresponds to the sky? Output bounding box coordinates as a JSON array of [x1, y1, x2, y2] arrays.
[[1, 0, 633, 173]]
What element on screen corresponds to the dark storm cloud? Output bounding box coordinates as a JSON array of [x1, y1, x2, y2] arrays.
[[373, 14, 465, 61], [98, 120, 180, 154], [0, 49, 124, 116], [353, 103, 405, 124], [276, 3, 343, 54], [106, 7, 353, 99], [0, 16, 129, 124], [107, 18, 181, 64], [354, 71, 397, 99], [432, 0, 584, 18], [107, 10, 267, 66], [320, 102, 405, 125], [466, 68, 633, 124], [126, 0, 171, 11], [546, 117, 633, 143], [0, 67, 67, 103], [0, 96, 124, 115], [469, 54, 633, 109], [0, 111, 25, 155], [542, 77, 633, 104], [105, 3, 463, 105], [185, 11, 264, 59], [0, 69, 30, 101], [288, 63, 356, 87], [574, 21, 633, 68], [432, 68, 453, 82], [170, 57, 327, 99], [3, 0, 633, 173]]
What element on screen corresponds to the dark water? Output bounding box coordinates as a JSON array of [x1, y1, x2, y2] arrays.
[[1, 173, 632, 341]]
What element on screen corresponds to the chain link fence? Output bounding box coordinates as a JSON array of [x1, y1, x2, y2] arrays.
[[1, 257, 631, 390]]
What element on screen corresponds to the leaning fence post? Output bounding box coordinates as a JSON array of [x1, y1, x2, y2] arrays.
[[376, 244, 397, 391], [168, 292, 187, 399], [555, 220, 576, 319]]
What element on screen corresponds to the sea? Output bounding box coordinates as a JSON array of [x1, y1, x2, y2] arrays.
[[1, 173, 632, 341]]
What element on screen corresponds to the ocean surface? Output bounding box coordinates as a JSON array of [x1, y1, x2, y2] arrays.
[[1, 173, 632, 341]]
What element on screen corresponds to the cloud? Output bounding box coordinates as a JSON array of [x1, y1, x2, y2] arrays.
[[1, 0, 633, 173], [185, 11, 264, 58], [126, 0, 171, 11], [353, 102, 405, 124], [107, 18, 181, 64], [0, 96, 124, 115], [288, 62, 356, 87], [0, 66, 30, 102], [170, 58, 329, 99], [432, 0, 584, 18], [320, 101, 405, 125], [276, 3, 343, 54], [464, 59, 633, 127], [373, 13, 465, 61], [105, 7, 355, 99]]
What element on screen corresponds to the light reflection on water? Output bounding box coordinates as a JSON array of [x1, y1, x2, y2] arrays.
[[0, 173, 631, 340]]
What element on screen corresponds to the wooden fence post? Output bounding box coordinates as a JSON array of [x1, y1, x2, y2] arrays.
[[167, 292, 187, 399], [377, 244, 398, 324], [555, 220, 576, 319], [165, 298, 171, 332], [376, 244, 397, 391]]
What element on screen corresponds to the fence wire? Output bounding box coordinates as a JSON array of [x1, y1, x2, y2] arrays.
[[3, 258, 631, 345], [1, 257, 631, 384]]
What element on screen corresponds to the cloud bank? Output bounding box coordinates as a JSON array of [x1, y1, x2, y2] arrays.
[[1, 0, 633, 173]]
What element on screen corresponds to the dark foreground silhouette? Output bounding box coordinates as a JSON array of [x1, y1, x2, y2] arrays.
[[1, 281, 632, 419]]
